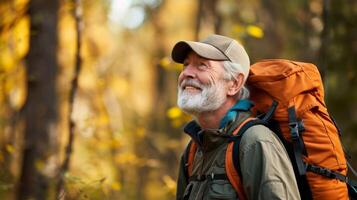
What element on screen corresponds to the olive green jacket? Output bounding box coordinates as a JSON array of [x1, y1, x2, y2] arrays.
[[176, 113, 300, 200]]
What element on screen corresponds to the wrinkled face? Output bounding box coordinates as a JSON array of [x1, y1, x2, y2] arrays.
[[177, 51, 229, 114]]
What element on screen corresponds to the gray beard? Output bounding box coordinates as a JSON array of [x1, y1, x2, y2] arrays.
[[177, 80, 227, 115]]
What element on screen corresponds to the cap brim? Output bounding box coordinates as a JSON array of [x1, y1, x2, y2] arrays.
[[171, 41, 228, 63]]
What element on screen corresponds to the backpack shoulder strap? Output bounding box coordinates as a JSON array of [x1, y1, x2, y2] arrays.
[[228, 118, 268, 178], [183, 140, 198, 179], [226, 117, 262, 200], [231, 118, 268, 178], [226, 101, 276, 190]]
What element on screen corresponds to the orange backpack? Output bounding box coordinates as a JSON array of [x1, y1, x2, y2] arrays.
[[184, 59, 357, 200]]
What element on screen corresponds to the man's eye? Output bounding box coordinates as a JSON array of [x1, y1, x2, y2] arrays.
[[198, 63, 208, 70]]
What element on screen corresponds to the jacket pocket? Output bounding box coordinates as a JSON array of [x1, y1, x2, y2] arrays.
[[205, 179, 238, 200], [183, 180, 208, 200]]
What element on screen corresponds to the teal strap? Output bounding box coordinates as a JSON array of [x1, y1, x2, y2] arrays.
[[219, 99, 254, 129]]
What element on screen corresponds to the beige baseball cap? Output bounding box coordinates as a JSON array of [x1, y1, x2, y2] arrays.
[[171, 34, 250, 76]]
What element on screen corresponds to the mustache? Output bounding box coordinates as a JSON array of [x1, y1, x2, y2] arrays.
[[180, 79, 204, 90]]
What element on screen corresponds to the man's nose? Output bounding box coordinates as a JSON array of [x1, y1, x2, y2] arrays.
[[181, 64, 197, 79]]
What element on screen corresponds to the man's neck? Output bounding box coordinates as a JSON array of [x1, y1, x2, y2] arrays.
[[195, 99, 236, 129]]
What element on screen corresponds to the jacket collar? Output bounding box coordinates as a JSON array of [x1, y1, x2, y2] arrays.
[[184, 121, 227, 152], [183, 99, 254, 144], [183, 108, 253, 152]]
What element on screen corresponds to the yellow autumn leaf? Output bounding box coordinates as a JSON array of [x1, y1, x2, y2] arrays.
[[172, 63, 183, 71], [5, 144, 15, 154], [35, 160, 45, 171], [111, 181, 121, 191], [79, 70, 97, 90], [246, 25, 264, 38], [167, 107, 182, 119], [9, 86, 26, 111], [115, 152, 139, 165], [13, 17, 30, 59], [160, 57, 171, 70], [110, 139, 122, 149], [14, 0, 29, 7], [97, 114, 109, 126], [0, 50, 15, 72], [111, 78, 129, 97], [163, 175, 176, 194]]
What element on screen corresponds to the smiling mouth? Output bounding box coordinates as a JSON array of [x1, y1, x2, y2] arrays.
[[183, 85, 202, 92]]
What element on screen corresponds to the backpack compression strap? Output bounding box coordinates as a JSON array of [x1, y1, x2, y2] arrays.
[[287, 106, 357, 187], [287, 106, 307, 176]]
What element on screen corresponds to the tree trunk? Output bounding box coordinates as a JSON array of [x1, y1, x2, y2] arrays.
[[207, 0, 222, 34], [195, 0, 221, 39], [195, 0, 204, 40], [17, 0, 59, 199], [318, 0, 330, 86], [56, 0, 82, 198]]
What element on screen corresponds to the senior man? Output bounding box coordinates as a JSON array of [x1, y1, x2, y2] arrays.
[[171, 34, 300, 200]]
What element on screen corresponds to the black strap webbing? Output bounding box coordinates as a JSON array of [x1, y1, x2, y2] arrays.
[[306, 164, 347, 182], [306, 163, 357, 188], [306, 163, 357, 199], [261, 100, 278, 122], [287, 106, 307, 176], [348, 160, 357, 178], [349, 183, 357, 200], [189, 173, 227, 182]]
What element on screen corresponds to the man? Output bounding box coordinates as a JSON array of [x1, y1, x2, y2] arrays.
[[171, 34, 300, 200]]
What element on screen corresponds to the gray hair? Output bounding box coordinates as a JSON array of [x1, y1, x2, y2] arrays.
[[222, 61, 250, 100]]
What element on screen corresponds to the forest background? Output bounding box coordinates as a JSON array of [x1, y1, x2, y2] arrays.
[[0, 0, 356, 199]]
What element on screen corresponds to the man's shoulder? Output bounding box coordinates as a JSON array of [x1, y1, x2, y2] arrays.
[[239, 124, 281, 149]]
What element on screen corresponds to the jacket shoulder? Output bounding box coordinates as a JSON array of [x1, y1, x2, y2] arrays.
[[239, 125, 284, 152]]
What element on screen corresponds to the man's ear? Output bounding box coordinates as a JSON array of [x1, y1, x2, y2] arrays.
[[227, 73, 244, 97]]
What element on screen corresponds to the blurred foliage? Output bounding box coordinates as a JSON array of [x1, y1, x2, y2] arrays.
[[0, 0, 356, 199]]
